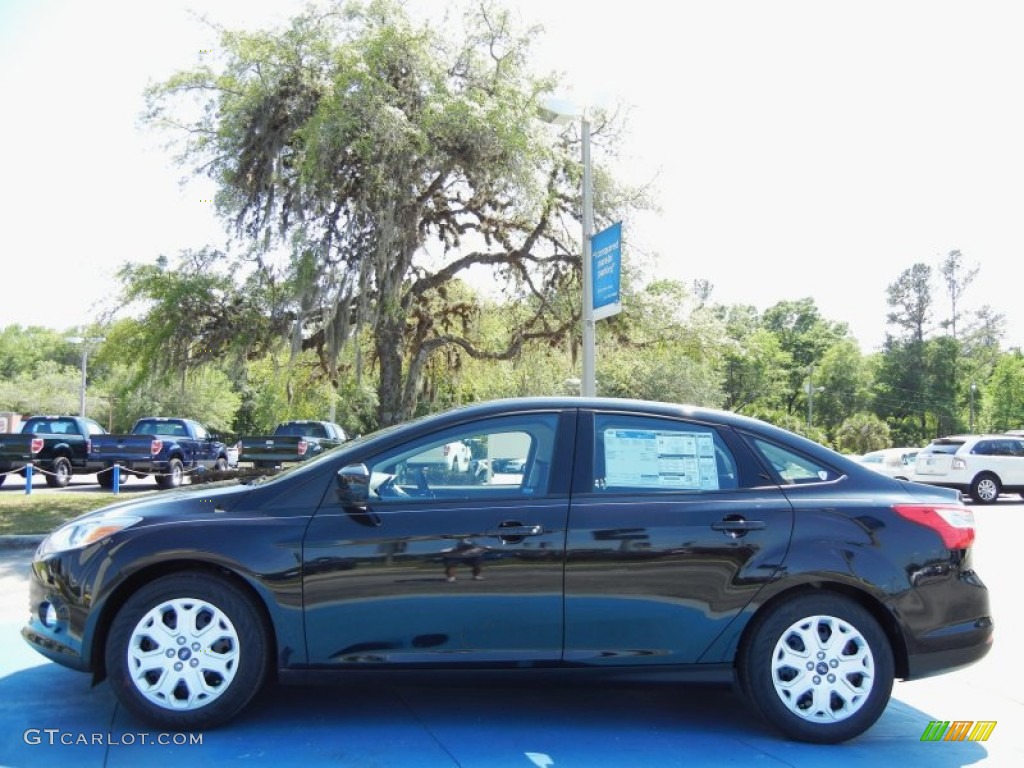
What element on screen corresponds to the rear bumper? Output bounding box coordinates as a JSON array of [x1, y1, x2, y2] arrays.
[[909, 478, 969, 494], [904, 615, 994, 679]]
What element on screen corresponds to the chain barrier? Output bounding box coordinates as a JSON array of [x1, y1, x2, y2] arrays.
[[2, 460, 216, 496]]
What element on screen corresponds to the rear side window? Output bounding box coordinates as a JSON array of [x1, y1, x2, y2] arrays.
[[973, 439, 1024, 457], [748, 437, 841, 484]]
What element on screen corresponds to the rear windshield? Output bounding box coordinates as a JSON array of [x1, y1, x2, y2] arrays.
[[922, 440, 965, 455], [23, 418, 77, 435], [275, 422, 327, 437]]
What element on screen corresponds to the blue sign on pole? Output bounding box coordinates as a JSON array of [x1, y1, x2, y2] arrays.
[[591, 221, 622, 320]]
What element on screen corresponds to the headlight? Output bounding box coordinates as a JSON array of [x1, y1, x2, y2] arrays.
[[39, 516, 142, 556]]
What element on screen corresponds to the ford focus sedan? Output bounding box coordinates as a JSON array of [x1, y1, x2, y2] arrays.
[[22, 397, 992, 743]]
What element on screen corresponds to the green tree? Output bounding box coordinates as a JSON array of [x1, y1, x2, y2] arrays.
[[0, 361, 101, 418], [983, 351, 1024, 432], [811, 339, 873, 437], [760, 298, 849, 417], [143, 0, 642, 426], [834, 412, 891, 454], [0, 325, 81, 379]]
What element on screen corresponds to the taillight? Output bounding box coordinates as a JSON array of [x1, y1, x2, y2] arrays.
[[86, 439, 92, 454], [297, 439, 308, 456], [30, 437, 43, 454], [893, 503, 975, 549], [151, 439, 163, 456]]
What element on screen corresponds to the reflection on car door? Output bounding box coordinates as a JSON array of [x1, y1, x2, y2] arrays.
[[302, 411, 574, 666], [564, 410, 795, 665]]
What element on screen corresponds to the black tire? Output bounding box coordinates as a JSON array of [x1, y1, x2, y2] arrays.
[[156, 457, 184, 490], [45, 456, 72, 488], [97, 467, 128, 489], [969, 472, 1001, 504], [104, 572, 270, 730], [737, 593, 894, 744]]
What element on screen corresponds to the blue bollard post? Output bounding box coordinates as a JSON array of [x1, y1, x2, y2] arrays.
[[25, 463, 33, 495], [113, 464, 120, 495]]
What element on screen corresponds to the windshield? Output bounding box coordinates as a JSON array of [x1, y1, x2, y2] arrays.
[[242, 417, 418, 485]]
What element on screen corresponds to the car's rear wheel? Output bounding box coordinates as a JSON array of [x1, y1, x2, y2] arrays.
[[969, 473, 1001, 504], [156, 458, 184, 489], [738, 594, 894, 744], [105, 573, 269, 730], [97, 467, 128, 489], [45, 456, 72, 488]]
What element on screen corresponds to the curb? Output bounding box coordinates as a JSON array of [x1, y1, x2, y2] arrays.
[[0, 535, 45, 550]]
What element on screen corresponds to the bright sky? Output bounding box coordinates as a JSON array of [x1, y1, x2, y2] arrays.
[[2, 0, 1022, 352]]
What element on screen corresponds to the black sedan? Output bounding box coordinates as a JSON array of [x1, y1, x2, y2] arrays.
[[22, 397, 992, 743]]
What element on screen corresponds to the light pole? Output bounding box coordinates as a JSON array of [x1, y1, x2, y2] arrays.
[[539, 99, 595, 397], [970, 382, 977, 432], [67, 335, 105, 417], [806, 366, 824, 430]]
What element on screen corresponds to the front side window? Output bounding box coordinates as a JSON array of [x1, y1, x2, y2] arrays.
[[367, 414, 559, 502], [592, 414, 738, 492]]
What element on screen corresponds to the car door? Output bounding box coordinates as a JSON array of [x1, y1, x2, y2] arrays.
[[563, 409, 794, 665], [189, 421, 217, 467], [302, 410, 575, 666]]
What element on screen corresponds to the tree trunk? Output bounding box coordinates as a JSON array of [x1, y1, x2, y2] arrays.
[[375, 311, 410, 428]]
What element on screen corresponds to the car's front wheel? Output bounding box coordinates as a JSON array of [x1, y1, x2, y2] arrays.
[[970, 473, 1001, 504], [738, 594, 894, 743], [105, 573, 270, 730]]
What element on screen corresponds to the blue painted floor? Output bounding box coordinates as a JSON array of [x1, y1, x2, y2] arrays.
[[0, 626, 1002, 768]]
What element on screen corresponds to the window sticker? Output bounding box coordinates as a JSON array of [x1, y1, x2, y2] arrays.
[[604, 429, 720, 489]]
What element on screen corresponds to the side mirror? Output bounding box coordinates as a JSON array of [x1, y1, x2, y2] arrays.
[[336, 463, 370, 505]]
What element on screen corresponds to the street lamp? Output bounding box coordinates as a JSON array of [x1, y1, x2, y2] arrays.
[[67, 335, 105, 417], [970, 382, 977, 433], [539, 98, 595, 397], [805, 365, 824, 430]]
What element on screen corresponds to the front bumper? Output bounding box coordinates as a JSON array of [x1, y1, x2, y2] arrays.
[[20, 553, 98, 674]]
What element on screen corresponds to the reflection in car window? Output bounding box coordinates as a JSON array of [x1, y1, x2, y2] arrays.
[[593, 415, 738, 492], [367, 414, 559, 503], [749, 437, 839, 484]]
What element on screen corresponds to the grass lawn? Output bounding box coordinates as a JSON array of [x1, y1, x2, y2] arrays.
[[0, 491, 149, 535]]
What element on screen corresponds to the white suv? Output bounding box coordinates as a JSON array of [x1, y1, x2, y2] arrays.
[[911, 434, 1024, 504]]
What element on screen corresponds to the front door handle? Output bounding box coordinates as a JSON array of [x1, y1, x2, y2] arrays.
[[485, 524, 543, 538], [711, 517, 766, 538]]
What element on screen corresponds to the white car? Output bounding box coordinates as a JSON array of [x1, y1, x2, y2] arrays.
[[405, 440, 473, 473], [856, 447, 919, 480], [910, 434, 1024, 504]]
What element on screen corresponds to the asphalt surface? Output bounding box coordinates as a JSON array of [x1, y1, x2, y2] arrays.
[[1, 482, 1022, 766]]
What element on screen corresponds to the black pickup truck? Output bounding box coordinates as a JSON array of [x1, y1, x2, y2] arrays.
[[238, 420, 348, 468], [89, 417, 230, 489], [0, 415, 108, 488]]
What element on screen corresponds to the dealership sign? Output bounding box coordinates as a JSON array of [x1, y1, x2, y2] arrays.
[[591, 222, 622, 320]]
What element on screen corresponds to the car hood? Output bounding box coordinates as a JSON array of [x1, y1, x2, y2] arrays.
[[68, 482, 251, 525]]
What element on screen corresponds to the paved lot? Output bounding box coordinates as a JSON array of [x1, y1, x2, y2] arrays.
[[0, 495, 1021, 766]]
